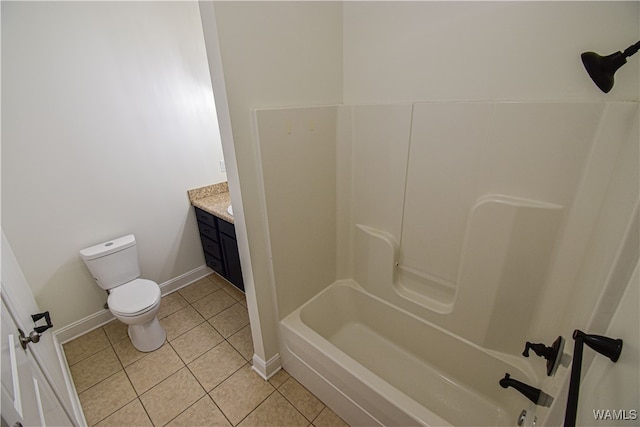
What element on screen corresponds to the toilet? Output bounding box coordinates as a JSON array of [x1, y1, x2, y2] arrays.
[[80, 234, 166, 352]]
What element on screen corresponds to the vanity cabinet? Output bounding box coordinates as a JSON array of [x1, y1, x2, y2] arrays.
[[194, 207, 244, 291], [218, 220, 244, 291]]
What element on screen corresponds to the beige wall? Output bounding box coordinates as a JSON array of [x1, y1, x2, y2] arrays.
[[342, 1, 639, 103], [209, 1, 343, 361], [1, 1, 225, 328], [253, 106, 338, 319]]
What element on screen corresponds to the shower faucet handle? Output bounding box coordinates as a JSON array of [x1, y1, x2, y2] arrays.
[[523, 342, 552, 358], [522, 336, 564, 376]]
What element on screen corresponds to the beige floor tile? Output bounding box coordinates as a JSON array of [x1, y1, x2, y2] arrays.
[[187, 341, 246, 391], [170, 322, 224, 364], [102, 320, 128, 344], [312, 406, 349, 427], [166, 395, 231, 427], [70, 346, 122, 393], [178, 277, 219, 303], [94, 399, 153, 427], [112, 337, 146, 367], [209, 303, 249, 338], [220, 283, 246, 302], [191, 288, 237, 320], [125, 343, 184, 394], [79, 371, 136, 426], [161, 305, 205, 341], [279, 377, 325, 421], [208, 273, 232, 288], [63, 327, 111, 365], [268, 369, 291, 389], [210, 364, 275, 425], [238, 392, 308, 427], [140, 367, 205, 426], [227, 324, 254, 361], [158, 292, 189, 319]]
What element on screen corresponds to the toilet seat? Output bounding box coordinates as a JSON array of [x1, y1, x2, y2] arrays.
[[108, 278, 161, 317]]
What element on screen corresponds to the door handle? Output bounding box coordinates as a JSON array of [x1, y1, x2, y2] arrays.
[[18, 328, 42, 349], [31, 311, 53, 334], [18, 311, 53, 349]]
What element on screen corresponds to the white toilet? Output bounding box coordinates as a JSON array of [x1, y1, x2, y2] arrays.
[[80, 234, 166, 352]]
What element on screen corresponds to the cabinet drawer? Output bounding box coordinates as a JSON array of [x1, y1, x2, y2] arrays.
[[195, 207, 216, 227], [201, 235, 221, 259], [218, 219, 236, 238], [204, 252, 225, 276], [197, 222, 218, 241]]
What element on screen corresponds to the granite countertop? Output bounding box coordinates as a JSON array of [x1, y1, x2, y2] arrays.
[[187, 182, 234, 224]]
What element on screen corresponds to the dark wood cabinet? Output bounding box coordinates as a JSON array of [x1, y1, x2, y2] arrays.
[[220, 233, 244, 291], [194, 207, 244, 291]]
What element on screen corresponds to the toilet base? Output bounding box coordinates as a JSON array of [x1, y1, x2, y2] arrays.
[[128, 317, 166, 352]]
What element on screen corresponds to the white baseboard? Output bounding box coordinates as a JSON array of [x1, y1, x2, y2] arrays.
[[54, 264, 212, 344], [55, 308, 114, 345], [53, 334, 88, 426], [252, 353, 282, 380], [159, 264, 213, 296]]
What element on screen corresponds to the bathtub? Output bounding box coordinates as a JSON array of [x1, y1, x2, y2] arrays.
[[281, 280, 537, 426]]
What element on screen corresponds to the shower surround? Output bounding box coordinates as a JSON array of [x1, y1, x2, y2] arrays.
[[253, 101, 638, 426]]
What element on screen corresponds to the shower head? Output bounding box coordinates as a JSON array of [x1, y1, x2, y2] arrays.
[[581, 41, 640, 93]]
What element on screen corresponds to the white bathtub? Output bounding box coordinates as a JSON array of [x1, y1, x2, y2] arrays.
[[281, 280, 538, 426]]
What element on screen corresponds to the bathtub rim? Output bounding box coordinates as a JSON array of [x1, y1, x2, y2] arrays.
[[280, 279, 540, 427], [293, 278, 537, 379], [281, 284, 447, 426]]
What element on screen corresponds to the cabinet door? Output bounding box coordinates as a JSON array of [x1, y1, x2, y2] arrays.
[[194, 207, 216, 227], [220, 233, 244, 292]]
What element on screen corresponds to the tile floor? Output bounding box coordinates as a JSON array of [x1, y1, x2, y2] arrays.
[[63, 274, 349, 427]]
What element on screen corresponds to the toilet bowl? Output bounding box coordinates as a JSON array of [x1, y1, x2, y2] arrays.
[[80, 235, 166, 352], [108, 279, 165, 352]]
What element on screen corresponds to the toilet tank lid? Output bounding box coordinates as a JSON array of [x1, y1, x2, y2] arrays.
[[80, 235, 136, 261]]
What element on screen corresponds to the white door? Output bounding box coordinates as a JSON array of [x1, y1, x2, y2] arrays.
[[1, 295, 73, 427], [1, 231, 79, 426]]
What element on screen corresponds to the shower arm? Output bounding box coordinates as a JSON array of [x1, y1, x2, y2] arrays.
[[622, 41, 640, 57], [563, 330, 623, 427]]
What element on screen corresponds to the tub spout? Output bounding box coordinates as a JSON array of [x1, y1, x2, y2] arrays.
[[499, 373, 541, 404]]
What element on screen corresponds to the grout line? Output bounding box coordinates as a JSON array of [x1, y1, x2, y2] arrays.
[[211, 396, 235, 427], [232, 388, 278, 427], [278, 376, 329, 424], [275, 385, 320, 424], [138, 397, 155, 426]]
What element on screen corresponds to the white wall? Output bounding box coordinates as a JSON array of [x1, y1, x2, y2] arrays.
[[210, 1, 343, 360], [343, 1, 639, 103], [254, 106, 337, 319], [1, 1, 225, 328]]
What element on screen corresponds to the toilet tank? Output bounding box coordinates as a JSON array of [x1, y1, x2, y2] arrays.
[[80, 235, 141, 290]]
